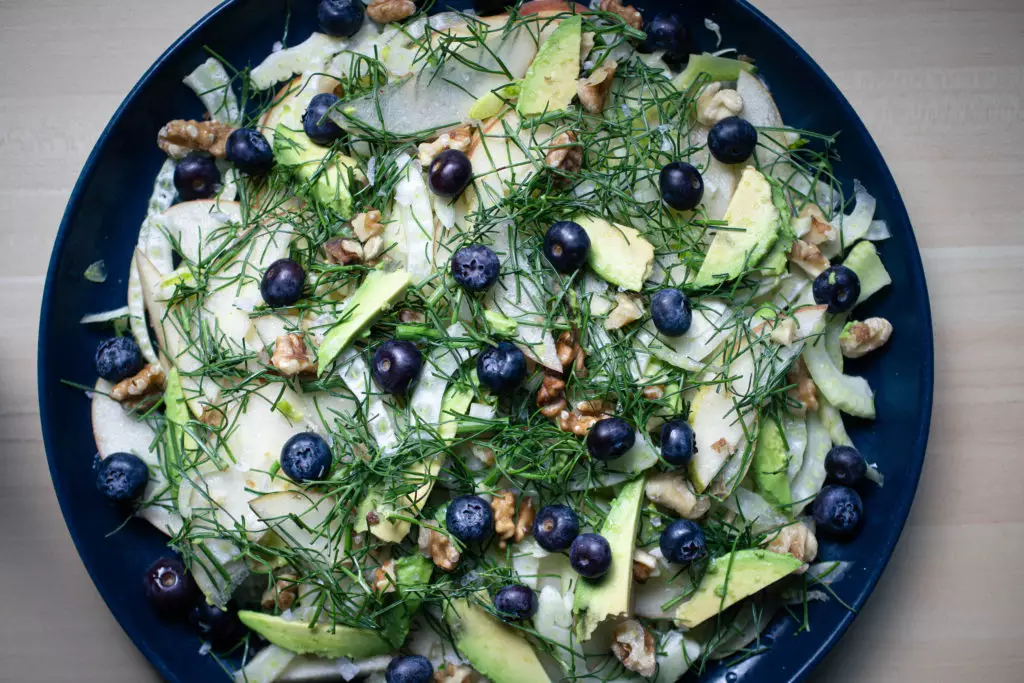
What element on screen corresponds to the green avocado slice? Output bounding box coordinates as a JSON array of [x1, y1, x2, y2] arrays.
[[237, 611, 391, 659]]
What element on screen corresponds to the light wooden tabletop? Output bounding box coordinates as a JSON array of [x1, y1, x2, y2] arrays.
[[2, 0, 1022, 681]]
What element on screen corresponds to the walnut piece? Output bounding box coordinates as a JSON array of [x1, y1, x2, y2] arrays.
[[434, 663, 477, 683], [839, 318, 893, 359], [645, 472, 710, 520], [399, 309, 426, 324], [110, 363, 166, 404], [599, 0, 643, 30], [642, 384, 665, 400], [272, 334, 315, 377], [558, 398, 613, 437], [789, 239, 830, 278], [514, 496, 535, 544], [372, 559, 397, 593], [418, 525, 460, 571], [788, 356, 818, 413], [324, 237, 364, 265], [352, 209, 384, 242], [491, 491, 516, 548], [611, 619, 656, 678], [696, 83, 744, 126], [362, 235, 385, 263], [766, 521, 818, 571], [260, 573, 299, 611], [545, 131, 583, 175], [366, 0, 416, 24], [577, 60, 618, 114], [632, 548, 658, 584], [798, 204, 836, 245], [536, 373, 568, 418], [605, 293, 644, 331], [157, 119, 234, 159], [418, 127, 472, 165], [470, 444, 496, 467]]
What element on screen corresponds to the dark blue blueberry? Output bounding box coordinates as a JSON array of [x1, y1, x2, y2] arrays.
[[225, 128, 274, 175], [659, 519, 707, 565], [660, 419, 695, 467], [650, 288, 693, 336], [446, 494, 494, 544], [544, 220, 591, 273], [372, 340, 423, 394], [493, 584, 537, 622], [825, 445, 868, 487], [476, 341, 527, 393], [95, 453, 149, 503], [385, 655, 433, 683], [659, 161, 704, 211], [428, 149, 473, 198], [569, 533, 612, 579], [280, 432, 333, 482], [812, 265, 861, 314], [812, 485, 863, 538], [173, 152, 221, 200], [586, 417, 635, 460], [261, 258, 306, 307], [708, 116, 758, 164], [189, 601, 244, 651], [451, 244, 500, 292], [144, 557, 197, 619], [638, 13, 689, 70], [318, 0, 365, 38], [303, 93, 345, 146], [532, 504, 580, 551], [95, 336, 145, 382]]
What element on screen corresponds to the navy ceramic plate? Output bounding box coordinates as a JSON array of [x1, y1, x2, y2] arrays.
[[38, 1, 932, 681]]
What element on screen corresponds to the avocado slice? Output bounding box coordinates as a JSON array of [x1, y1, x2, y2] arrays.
[[237, 611, 391, 659], [317, 269, 411, 375], [693, 167, 781, 288], [841, 241, 892, 305], [753, 420, 791, 509], [274, 124, 358, 217], [518, 15, 582, 116], [756, 186, 796, 275], [446, 598, 552, 683], [576, 215, 655, 292], [573, 477, 645, 641], [674, 549, 802, 628], [380, 554, 433, 647], [469, 82, 520, 120], [672, 53, 757, 92]]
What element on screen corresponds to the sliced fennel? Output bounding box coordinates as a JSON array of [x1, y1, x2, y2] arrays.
[[184, 57, 241, 125], [803, 338, 875, 418], [789, 409, 831, 515]]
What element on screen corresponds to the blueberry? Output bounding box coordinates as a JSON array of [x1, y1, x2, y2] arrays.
[[261, 258, 306, 307], [543, 220, 591, 273], [660, 419, 695, 467], [95, 453, 149, 503], [493, 584, 537, 621], [812, 265, 861, 314], [812, 485, 863, 538], [144, 557, 197, 619], [532, 504, 580, 551], [476, 341, 527, 393], [659, 161, 704, 211], [385, 655, 433, 683], [280, 432, 333, 482], [446, 494, 494, 544], [427, 149, 473, 198], [372, 340, 423, 394], [189, 601, 244, 651], [650, 288, 693, 336], [569, 533, 612, 579], [825, 445, 868, 487], [303, 93, 345, 146], [95, 336, 145, 382], [225, 128, 274, 175], [451, 244, 500, 292], [173, 152, 221, 200], [586, 417, 635, 460], [318, 0, 365, 38], [639, 13, 689, 69], [659, 519, 707, 565], [708, 117, 758, 165]]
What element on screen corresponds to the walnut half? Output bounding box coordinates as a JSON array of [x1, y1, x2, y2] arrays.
[[577, 60, 618, 114], [110, 364, 166, 406], [612, 619, 656, 677], [696, 83, 744, 126], [765, 521, 818, 571], [490, 491, 536, 549], [545, 131, 583, 176], [272, 334, 315, 377], [418, 525, 460, 571], [599, 0, 643, 29], [366, 0, 416, 24], [645, 472, 710, 520], [157, 119, 234, 159], [839, 318, 893, 359]]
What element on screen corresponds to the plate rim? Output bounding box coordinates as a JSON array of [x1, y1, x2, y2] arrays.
[[36, 1, 934, 681]]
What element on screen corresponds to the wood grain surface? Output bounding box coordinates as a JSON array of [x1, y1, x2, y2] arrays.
[[1, 0, 1022, 681]]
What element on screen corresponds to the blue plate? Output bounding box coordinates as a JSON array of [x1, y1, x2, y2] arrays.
[[38, 1, 932, 681]]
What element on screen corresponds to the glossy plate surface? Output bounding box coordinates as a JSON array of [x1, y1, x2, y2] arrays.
[[38, 1, 932, 681]]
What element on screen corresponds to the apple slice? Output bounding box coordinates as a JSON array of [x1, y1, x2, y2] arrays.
[[688, 385, 752, 493], [249, 491, 343, 565], [151, 199, 242, 267], [736, 71, 799, 171]]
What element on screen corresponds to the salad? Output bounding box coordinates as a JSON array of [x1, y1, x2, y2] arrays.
[[81, 0, 897, 682]]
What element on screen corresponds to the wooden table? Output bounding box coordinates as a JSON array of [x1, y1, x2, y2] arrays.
[[2, 0, 1022, 680]]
